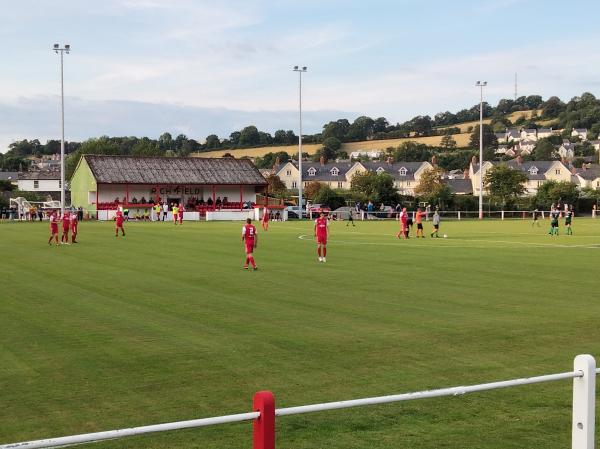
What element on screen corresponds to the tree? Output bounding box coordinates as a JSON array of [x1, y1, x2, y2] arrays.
[[440, 133, 457, 150], [469, 124, 498, 150], [414, 168, 452, 206], [229, 131, 241, 146], [322, 119, 350, 141], [346, 116, 375, 141], [483, 164, 528, 209], [205, 134, 221, 149], [239, 126, 260, 146], [158, 132, 173, 152], [313, 185, 346, 210], [532, 139, 556, 160], [535, 180, 579, 208], [304, 181, 325, 200], [131, 137, 161, 156], [320, 137, 342, 162], [542, 96, 565, 118], [350, 171, 398, 205], [265, 174, 287, 197]]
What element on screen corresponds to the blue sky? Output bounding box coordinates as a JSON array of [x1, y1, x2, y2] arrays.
[[2, 0, 600, 152]]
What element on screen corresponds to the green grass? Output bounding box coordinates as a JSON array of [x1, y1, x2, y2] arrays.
[[1, 218, 599, 449]]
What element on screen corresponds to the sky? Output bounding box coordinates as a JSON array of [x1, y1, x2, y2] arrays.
[[2, 0, 600, 153]]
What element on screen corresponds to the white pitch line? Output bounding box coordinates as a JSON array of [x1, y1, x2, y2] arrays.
[[297, 234, 600, 250]]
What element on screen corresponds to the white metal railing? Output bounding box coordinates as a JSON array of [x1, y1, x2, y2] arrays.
[[1, 355, 597, 449]]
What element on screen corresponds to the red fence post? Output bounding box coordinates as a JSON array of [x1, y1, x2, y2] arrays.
[[253, 391, 275, 449]]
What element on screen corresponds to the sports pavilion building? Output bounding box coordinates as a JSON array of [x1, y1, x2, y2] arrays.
[[70, 155, 269, 220]]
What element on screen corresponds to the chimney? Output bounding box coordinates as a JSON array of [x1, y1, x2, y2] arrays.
[[431, 155, 437, 166], [463, 169, 469, 179], [386, 156, 393, 166], [471, 155, 478, 166], [273, 156, 280, 169], [571, 165, 577, 175], [320, 155, 325, 166], [561, 156, 567, 165], [516, 155, 523, 165], [583, 163, 588, 171]]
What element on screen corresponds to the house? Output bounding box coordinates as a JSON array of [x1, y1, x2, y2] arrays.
[[0, 171, 19, 185], [557, 142, 575, 161], [494, 132, 507, 143], [273, 159, 434, 195], [349, 150, 383, 160], [571, 128, 588, 141], [536, 128, 553, 139], [70, 155, 267, 218], [589, 140, 600, 151], [496, 145, 509, 155], [444, 178, 472, 195], [506, 129, 521, 142], [520, 128, 538, 141], [518, 139, 536, 155], [17, 170, 62, 193], [469, 157, 571, 195], [356, 161, 433, 195], [572, 164, 600, 189]]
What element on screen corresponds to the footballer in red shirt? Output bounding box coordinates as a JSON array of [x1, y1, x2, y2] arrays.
[[242, 218, 258, 270], [261, 207, 269, 231], [48, 210, 59, 246], [314, 211, 329, 262], [115, 208, 126, 237], [70, 210, 79, 243], [60, 211, 70, 244], [178, 203, 184, 224]]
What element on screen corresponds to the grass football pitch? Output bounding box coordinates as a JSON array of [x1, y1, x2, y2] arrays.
[[1, 218, 599, 449]]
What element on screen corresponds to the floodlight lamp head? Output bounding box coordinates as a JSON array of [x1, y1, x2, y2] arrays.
[[65, 44, 70, 51], [54, 44, 59, 49], [302, 66, 307, 71], [293, 65, 298, 70]]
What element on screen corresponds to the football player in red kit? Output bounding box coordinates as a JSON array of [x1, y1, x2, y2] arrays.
[[115, 208, 125, 237], [60, 210, 70, 244], [70, 209, 79, 243], [314, 211, 329, 262], [242, 218, 258, 270], [48, 210, 59, 246], [178, 203, 184, 224], [261, 207, 269, 231]]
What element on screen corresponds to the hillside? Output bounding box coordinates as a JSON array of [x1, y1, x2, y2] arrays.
[[194, 109, 538, 159]]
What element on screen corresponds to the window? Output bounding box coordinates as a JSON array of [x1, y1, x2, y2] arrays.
[[286, 170, 291, 176], [596, 181, 599, 188], [58, 180, 62, 188], [407, 181, 411, 186], [555, 169, 561, 175], [529, 166, 538, 175], [292, 181, 297, 188], [330, 167, 339, 176], [376, 167, 385, 174], [537, 181, 543, 187], [398, 167, 407, 176], [337, 182, 343, 188], [34, 180, 39, 189], [307, 167, 316, 176]]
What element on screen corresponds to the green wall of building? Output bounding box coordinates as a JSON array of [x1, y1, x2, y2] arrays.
[[70, 156, 97, 217]]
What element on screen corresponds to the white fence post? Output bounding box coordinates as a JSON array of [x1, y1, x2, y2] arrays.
[[501, 210, 505, 220], [572, 354, 596, 449], [458, 211, 461, 221]]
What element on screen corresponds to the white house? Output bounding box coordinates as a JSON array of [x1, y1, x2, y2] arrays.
[[520, 129, 537, 141], [519, 139, 536, 155], [349, 150, 383, 159], [506, 129, 521, 142], [536, 128, 553, 139], [557, 142, 575, 161], [17, 171, 61, 192], [571, 128, 588, 140]]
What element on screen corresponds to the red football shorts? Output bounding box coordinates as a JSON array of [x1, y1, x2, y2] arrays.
[[316, 235, 327, 245], [245, 241, 255, 253]]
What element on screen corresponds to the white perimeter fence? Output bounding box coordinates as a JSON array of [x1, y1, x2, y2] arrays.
[[1, 355, 597, 449], [358, 209, 598, 221]]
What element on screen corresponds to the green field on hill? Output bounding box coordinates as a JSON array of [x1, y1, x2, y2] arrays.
[[1, 218, 599, 449]]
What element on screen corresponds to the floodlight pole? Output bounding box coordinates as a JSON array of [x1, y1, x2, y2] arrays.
[[293, 66, 307, 218], [54, 44, 70, 217], [476, 81, 487, 220]]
